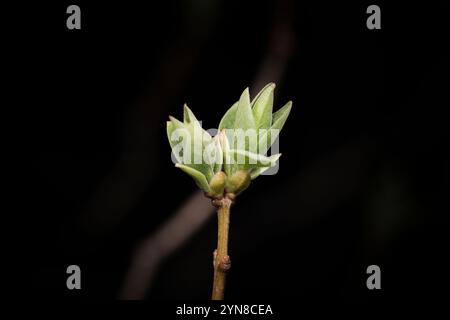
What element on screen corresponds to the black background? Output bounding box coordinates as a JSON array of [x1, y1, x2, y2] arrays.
[[10, 0, 449, 303]]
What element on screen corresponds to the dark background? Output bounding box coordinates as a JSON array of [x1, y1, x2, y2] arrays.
[[13, 0, 449, 301]]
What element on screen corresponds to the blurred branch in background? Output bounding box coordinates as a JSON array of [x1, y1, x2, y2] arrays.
[[119, 0, 295, 299], [119, 191, 211, 299], [77, 1, 220, 240]]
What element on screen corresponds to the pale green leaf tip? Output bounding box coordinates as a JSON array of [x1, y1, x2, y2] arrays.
[[183, 104, 189, 120], [174, 163, 185, 170], [272, 153, 282, 163], [284, 101, 293, 111], [183, 104, 197, 123]]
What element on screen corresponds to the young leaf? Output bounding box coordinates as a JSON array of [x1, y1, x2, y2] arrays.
[[167, 121, 182, 163], [169, 115, 185, 129], [168, 117, 189, 162], [233, 88, 255, 130], [252, 83, 274, 130], [230, 149, 281, 170], [169, 115, 214, 181], [249, 166, 271, 180], [175, 163, 211, 192], [218, 101, 238, 130], [272, 100, 292, 125], [188, 121, 214, 181], [258, 101, 292, 154], [166, 121, 175, 147], [183, 104, 198, 124]]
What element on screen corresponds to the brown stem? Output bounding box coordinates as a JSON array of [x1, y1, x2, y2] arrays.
[[211, 196, 232, 300]]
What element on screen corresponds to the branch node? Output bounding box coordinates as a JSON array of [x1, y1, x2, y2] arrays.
[[219, 255, 231, 271], [213, 249, 231, 271]]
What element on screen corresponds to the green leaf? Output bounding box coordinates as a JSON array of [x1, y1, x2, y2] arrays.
[[249, 166, 271, 180], [169, 115, 185, 129], [167, 116, 188, 162], [168, 115, 214, 180], [252, 83, 274, 130], [183, 104, 198, 124], [229, 149, 281, 170], [218, 101, 238, 130], [167, 121, 182, 163], [166, 121, 175, 147], [258, 101, 292, 154], [233, 88, 255, 130], [175, 163, 211, 193], [272, 100, 292, 125]]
